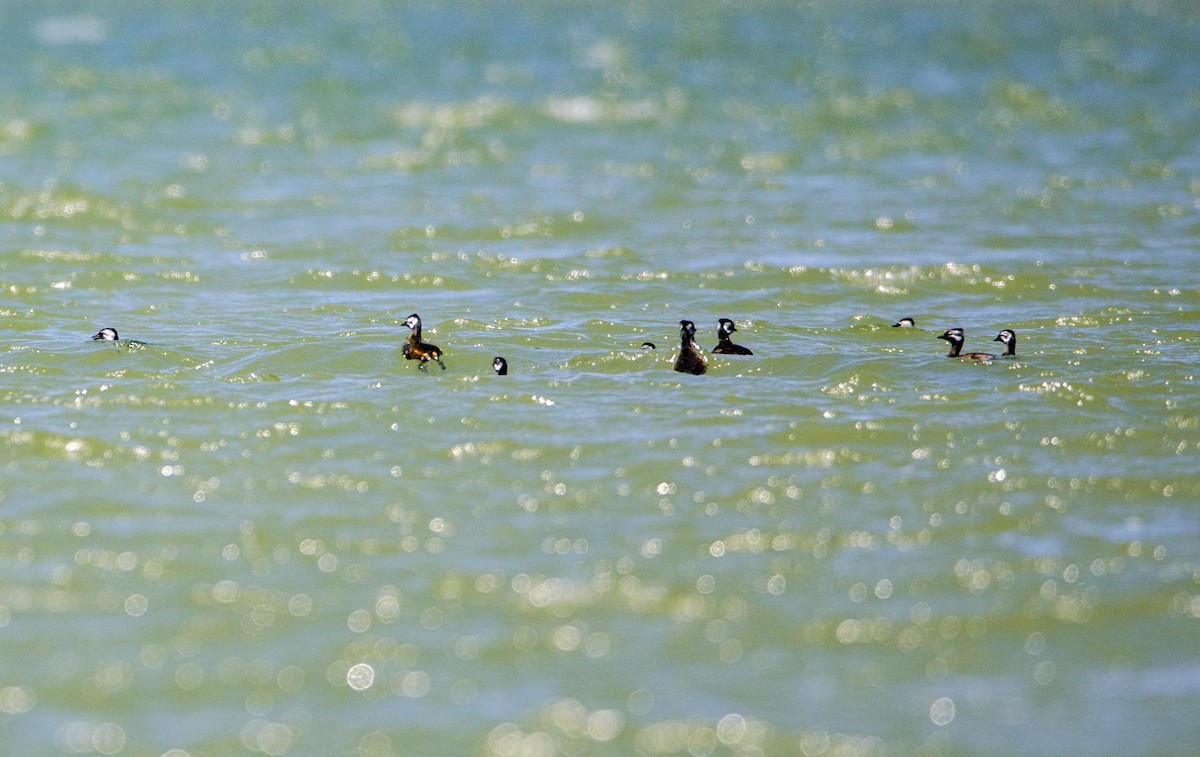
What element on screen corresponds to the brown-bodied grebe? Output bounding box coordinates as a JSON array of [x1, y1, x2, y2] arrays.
[[993, 329, 1017, 356], [712, 318, 753, 355], [402, 313, 445, 371], [673, 320, 707, 375], [91, 327, 145, 346], [938, 327, 995, 360]]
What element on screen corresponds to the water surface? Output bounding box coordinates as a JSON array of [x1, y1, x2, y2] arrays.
[[2, 2, 1199, 755]]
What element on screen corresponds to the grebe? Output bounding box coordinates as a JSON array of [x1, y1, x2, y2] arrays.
[[712, 318, 753, 355], [938, 328, 995, 360], [673, 320, 707, 375], [402, 314, 445, 371]]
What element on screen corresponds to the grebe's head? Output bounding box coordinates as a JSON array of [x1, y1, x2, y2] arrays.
[[938, 327, 964, 346]]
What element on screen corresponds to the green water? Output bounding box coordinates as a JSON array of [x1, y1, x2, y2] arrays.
[[2, 2, 1199, 755]]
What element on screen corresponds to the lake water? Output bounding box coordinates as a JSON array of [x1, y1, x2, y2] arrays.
[[2, 2, 1199, 755]]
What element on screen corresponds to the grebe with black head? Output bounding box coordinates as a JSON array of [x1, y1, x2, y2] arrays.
[[712, 318, 753, 355], [993, 329, 1017, 357], [402, 313, 445, 371], [673, 320, 707, 375], [92, 327, 145, 346], [938, 328, 995, 360], [892, 317, 915, 328], [492, 356, 508, 375]]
